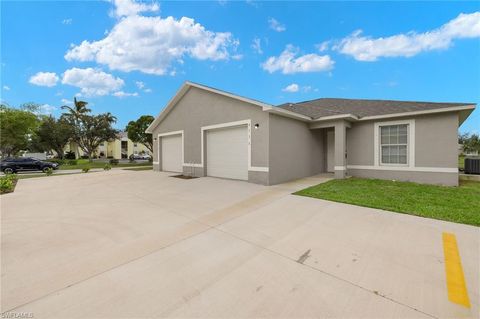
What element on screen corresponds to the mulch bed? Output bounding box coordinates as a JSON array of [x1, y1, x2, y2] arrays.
[[171, 175, 199, 180]]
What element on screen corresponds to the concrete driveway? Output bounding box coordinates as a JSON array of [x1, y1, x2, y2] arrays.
[[1, 171, 478, 318]]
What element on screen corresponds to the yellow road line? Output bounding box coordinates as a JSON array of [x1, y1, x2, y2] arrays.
[[442, 232, 471, 308]]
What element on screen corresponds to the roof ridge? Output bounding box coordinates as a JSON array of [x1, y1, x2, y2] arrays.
[[291, 97, 474, 106]]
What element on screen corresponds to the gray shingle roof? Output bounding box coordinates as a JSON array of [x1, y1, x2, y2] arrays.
[[278, 98, 473, 119]]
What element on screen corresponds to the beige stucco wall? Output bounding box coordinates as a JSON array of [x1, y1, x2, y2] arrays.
[[268, 114, 325, 185], [346, 121, 373, 166], [346, 112, 459, 186], [151, 86, 270, 184]]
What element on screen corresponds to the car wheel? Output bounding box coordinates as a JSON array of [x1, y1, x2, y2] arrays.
[[3, 168, 14, 174], [42, 167, 51, 173]]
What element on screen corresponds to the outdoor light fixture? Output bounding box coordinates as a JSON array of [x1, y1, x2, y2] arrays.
[[254, 123, 260, 129]]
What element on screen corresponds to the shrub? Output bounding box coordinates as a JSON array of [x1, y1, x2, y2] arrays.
[[67, 160, 78, 166], [80, 155, 89, 159], [104, 163, 112, 171], [0, 174, 17, 194], [109, 159, 119, 165], [64, 151, 76, 159], [48, 159, 65, 165], [82, 167, 90, 173], [44, 167, 53, 176]]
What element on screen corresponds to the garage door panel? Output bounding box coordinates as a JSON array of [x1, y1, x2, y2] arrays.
[[206, 126, 248, 181], [161, 134, 182, 173]]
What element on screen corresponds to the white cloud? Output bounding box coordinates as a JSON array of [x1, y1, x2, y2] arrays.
[[62, 68, 124, 97], [282, 84, 316, 93], [135, 81, 153, 92], [62, 18, 72, 25], [29, 72, 59, 87], [111, 0, 159, 18], [336, 11, 480, 61], [251, 37, 263, 54], [61, 98, 72, 105], [302, 85, 312, 93], [268, 17, 286, 32], [38, 104, 57, 114], [65, 1, 239, 75], [135, 81, 145, 89], [29, 104, 57, 115], [282, 83, 299, 93], [112, 91, 139, 98], [262, 45, 334, 74], [316, 41, 330, 52], [3, 85, 10, 91], [245, 0, 259, 8]]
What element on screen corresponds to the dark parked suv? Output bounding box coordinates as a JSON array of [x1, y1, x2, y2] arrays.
[[0, 157, 59, 174]]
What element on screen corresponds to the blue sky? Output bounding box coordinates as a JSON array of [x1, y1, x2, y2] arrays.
[[1, 0, 479, 133]]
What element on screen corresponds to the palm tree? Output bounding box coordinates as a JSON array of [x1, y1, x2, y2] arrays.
[[60, 99, 118, 160], [61, 97, 91, 120]]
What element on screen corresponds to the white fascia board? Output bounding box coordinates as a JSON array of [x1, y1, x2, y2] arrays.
[[359, 104, 476, 121], [312, 114, 359, 122], [262, 106, 312, 121]]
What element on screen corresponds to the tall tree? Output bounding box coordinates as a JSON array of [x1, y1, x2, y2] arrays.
[[459, 132, 480, 153], [61, 98, 117, 159], [0, 104, 39, 157], [34, 116, 74, 159], [126, 115, 154, 153]]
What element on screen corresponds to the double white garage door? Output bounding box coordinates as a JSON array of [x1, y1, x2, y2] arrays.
[[161, 125, 248, 181]]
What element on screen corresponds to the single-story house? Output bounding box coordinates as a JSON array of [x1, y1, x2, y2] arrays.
[[145, 81, 476, 186]]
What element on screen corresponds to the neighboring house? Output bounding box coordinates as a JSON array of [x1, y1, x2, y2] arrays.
[[146, 81, 475, 186], [64, 131, 151, 159]]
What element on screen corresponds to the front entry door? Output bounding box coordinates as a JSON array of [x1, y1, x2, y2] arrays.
[[327, 130, 334, 173]]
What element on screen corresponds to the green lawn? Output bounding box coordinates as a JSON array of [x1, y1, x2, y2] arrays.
[[122, 166, 153, 171], [294, 178, 480, 226], [59, 159, 152, 170], [17, 172, 85, 179]]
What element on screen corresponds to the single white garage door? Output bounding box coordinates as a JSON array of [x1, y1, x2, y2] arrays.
[[161, 134, 183, 173], [206, 125, 248, 181]]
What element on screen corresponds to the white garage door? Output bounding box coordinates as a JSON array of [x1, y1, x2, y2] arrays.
[[206, 125, 248, 181], [161, 134, 183, 173]]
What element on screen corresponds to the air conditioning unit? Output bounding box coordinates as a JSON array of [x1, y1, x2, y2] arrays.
[[464, 158, 480, 175]]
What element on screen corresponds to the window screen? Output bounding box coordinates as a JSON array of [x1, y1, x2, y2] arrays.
[[380, 124, 408, 165]]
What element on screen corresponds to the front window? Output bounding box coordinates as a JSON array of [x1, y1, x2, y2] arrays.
[[380, 124, 408, 165]]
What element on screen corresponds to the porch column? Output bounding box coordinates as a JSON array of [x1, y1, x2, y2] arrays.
[[334, 121, 347, 179]]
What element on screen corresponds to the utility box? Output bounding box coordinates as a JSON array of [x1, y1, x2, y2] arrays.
[[464, 158, 480, 175]]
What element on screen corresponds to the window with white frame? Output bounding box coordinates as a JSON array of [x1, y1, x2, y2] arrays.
[[380, 124, 408, 165]]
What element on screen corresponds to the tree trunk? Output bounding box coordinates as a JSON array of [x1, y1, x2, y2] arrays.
[[55, 148, 64, 159]]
